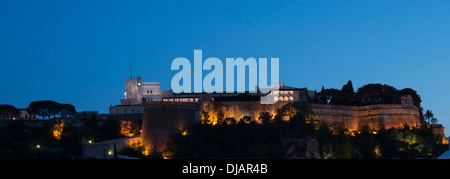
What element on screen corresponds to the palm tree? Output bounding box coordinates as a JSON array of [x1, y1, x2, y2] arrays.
[[424, 110, 434, 124]]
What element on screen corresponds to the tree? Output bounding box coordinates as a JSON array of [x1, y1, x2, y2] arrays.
[[59, 104, 76, 118], [341, 80, 354, 93], [424, 110, 434, 124], [430, 118, 438, 124], [28, 100, 76, 120], [240, 116, 252, 124], [29, 100, 57, 119], [399, 88, 422, 108], [258, 112, 273, 124], [340, 80, 358, 105], [212, 102, 225, 125], [201, 110, 210, 124], [357, 84, 399, 105]]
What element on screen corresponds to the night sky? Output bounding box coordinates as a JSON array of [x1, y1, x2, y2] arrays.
[[1, 1, 450, 134]]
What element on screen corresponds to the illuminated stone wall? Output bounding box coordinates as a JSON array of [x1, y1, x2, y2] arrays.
[[202, 100, 420, 131], [202, 101, 292, 123], [311, 103, 421, 131], [311, 95, 421, 131]]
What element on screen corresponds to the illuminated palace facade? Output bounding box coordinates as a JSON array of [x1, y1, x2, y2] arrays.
[[109, 77, 437, 152]]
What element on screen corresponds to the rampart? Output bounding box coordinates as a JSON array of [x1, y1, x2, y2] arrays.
[[311, 103, 421, 131]]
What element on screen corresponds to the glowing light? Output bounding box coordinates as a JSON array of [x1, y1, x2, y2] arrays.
[[36, 145, 40, 149], [162, 152, 171, 159], [181, 129, 188, 136], [108, 151, 113, 155], [88, 140, 93, 144], [138, 82, 141, 86], [142, 148, 149, 156], [51, 120, 65, 140]]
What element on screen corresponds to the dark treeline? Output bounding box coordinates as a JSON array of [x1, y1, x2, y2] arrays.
[[0, 104, 21, 119], [28, 100, 76, 119], [0, 100, 77, 120], [315, 80, 422, 108]]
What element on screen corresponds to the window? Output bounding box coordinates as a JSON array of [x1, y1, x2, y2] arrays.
[[124, 109, 127, 114], [150, 90, 153, 94], [132, 109, 135, 114], [147, 90, 149, 94], [116, 110, 119, 114]]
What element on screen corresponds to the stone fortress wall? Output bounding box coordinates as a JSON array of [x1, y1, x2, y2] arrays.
[[140, 94, 424, 151], [311, 102, 420, 131]]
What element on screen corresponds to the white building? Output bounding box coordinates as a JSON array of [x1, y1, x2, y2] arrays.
[[120, 76, 162, 105], [110, 76, 167, 118]]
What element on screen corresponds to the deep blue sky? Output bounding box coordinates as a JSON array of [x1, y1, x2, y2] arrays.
[[1, 0, 449, 134]]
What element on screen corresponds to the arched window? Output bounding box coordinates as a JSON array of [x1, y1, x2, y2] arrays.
[[284, 96, 289, 101], [289, 96, 294, 101]]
